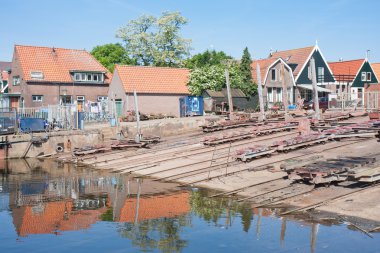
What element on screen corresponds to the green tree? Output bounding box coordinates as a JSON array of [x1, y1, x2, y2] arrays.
[[154, 11, 191, 67], [239, 47, 256, 96], [116, 15, 156, 66], [187, 63, 244, 96], [185, 50, 232, 69], [116, 12, 191, 67], [91, 43, 134, 72]]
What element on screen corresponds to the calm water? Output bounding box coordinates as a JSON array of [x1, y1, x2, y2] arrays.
[[0, 159, 379, 253]]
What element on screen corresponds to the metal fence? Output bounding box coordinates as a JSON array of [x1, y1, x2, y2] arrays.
[[328, 93, 364, 110]]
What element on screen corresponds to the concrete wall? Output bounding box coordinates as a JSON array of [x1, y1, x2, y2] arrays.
[[6, 130, 102, 158], [85, 116, 206, 138]]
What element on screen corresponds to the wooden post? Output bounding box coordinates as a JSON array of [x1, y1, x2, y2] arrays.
[[310, 58, 320, 120], [133, 90, 141, 142], [256, 63, 266, 121], [281, 63, 289, 119], [225, 68, 234, 119]]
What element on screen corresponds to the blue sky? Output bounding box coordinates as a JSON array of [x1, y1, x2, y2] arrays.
[[2, 0, 379, 62]]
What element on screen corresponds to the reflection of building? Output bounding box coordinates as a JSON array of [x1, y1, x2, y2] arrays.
[[117, 191, 190, 223], [3, 159, 191, 237], [11, 200, 107, 237]]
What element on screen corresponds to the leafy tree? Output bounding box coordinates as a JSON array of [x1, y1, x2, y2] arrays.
[[116, 15, 156, 66], [91, 43, 134, 72], [116, 12, 191, 67], [187, 63, 244, 96], [185, 50, 232, 69], [239, 47, 256, 96], [154, 11, 191, 67]]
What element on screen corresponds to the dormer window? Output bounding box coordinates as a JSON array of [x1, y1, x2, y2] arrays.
[[72, 72, 104, 83], [31, 71, 44, 80]]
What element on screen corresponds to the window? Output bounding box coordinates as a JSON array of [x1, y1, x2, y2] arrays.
[[275, 88, 282, 102], [271, 69, 276, 81], [367, 72, 372, 81], [361, 72, 367, 81], [32, 95, 43, 102], [267, 88, 273, 103], [72, 72, 103, 83], [97, 96, 107, 102], [318, 67, 324, 82], [77, 96, 85, 102], [74, 73, 81, 81], [13, 76, 20, 86], [30, 71, 44, 80]]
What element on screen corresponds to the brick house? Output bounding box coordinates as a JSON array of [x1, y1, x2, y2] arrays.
[[251, 58, 296, 107], [252, 44, 335, 104], [9, 45, 111, 109], [108, 65, 190, 117]]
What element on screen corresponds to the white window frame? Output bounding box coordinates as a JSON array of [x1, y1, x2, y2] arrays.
[[361, 72, 367, 81], [30, 71, 44, 80], [32, 95, 43, 102], [267, 87, 273, 103], [275, 88, 282, 102], [13, 76, 20, 86], [271, 69, 276, 81], [318, 67, 324, 82], [367, 72, 372, 82], [97, 96, 108, 102], [77, 95, 85, 101]]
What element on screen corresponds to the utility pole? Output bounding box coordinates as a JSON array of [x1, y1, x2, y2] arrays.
[[281, 63, 289, 119], [256, 63, 266, 122], [133, 90, 141, 142], [310, 57, 320, 120], [225, 68, 234, 120]]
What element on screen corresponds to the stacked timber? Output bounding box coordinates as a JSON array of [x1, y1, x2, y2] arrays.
[[284, 156, 380, 185], [273, 132, 327, 152], [73, 145, 109, 156], [202, 122, 298, 145], [201, 119, 257, 132], [235, 145, 274, 162]]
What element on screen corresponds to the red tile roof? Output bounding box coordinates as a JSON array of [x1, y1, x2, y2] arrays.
[[269, 46, 315, 77], [118, 191, 190, 222], [15, 45, 111, 84], [115, 65, 190, 94], [251, 58, 277, 84], [372, 63, 380, 81], [328, 59, 364, 82], [13, 201, 107, 237]]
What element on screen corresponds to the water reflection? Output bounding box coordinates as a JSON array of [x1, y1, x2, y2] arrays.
[[0, 159, 378, 253]]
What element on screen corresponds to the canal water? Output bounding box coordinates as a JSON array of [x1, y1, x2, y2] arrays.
[[0, 159, 379, 253]]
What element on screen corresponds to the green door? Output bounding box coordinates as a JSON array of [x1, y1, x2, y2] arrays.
[[115, 99, 123, 117]]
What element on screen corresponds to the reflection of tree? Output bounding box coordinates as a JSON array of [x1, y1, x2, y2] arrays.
[[189, 189, 253, 232], [101, 207, 114, 221], [118, 215, 190, 253]]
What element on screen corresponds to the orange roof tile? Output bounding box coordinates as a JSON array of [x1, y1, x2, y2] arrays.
[[115, 65, 190, 94], [251, 58, 278, 84], [372, 63, 380, 81], [13, 201, 106, 237], [328, 59, 364, 82], [118, 191, 190, 223], [15, 45, 111, 84], [270, 46, 315, 77]]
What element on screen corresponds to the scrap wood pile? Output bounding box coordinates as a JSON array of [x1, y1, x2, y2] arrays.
[[202, 122, 298, 145], [322, 111, 350, 121], [322, 120, 380, 137], [235, 145, 273, 162], [201, 119, 256, 132], [110, 139, 148, 149], [272, 132, 327, 149], [283, 156, 380, 185], [73, 144, 109, 156]]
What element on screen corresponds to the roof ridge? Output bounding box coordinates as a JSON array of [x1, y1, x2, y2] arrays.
[[15, 44, 88, 52], [116, 64, 189, 71], [329, 59, 365, 64], [271, 45, 314, 54]]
